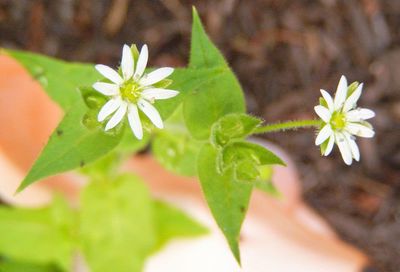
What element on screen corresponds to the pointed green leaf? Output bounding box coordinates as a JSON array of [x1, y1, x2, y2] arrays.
[[79, 174, 155, 272], [18, 100, 123, 191], [183, 9, 245, 139], [6, 50, 99, 110], [190, 8, 226, 68], [197, 144, 252, 264], [183, 69, 245, 139]]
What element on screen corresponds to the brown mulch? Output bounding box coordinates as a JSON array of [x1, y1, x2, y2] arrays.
[[1, 0, 399, 271]]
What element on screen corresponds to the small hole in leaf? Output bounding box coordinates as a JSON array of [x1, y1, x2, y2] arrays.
[[80, 160, 85, 167]]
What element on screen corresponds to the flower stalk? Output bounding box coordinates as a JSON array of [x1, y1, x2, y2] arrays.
[[253, 119, 322, 134]]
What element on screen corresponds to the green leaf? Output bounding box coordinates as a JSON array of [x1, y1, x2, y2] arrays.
[[190, 8, 226, 68], [155, 67, 227, 120], [211, 113, 262, 147], [17, 100, 123, 191], [0, 198, 76, 270], [183, 9, 246, 139], [7, 49, 99, 110], [197, 144, 252, 264], [79, 174, 155, 272], [183, 69, 245, 139], [153, 200, 208, 251]]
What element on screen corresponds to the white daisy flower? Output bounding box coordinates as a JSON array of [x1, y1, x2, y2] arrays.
[[314, 75, 375, 165], [93, 44, 179, 139]]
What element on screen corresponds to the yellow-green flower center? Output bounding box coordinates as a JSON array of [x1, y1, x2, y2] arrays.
[[330, 111, 346, 130], [120, 80, 142, 103]]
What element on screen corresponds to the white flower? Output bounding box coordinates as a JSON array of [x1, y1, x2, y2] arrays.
[[314, 75, 375, 165], [93, 44, 179, 139]]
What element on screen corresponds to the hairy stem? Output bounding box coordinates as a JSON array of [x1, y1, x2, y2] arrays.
[[253, 119, 322, 134]]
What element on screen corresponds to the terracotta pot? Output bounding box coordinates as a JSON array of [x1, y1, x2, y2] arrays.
[[0, 54, 368, 271]]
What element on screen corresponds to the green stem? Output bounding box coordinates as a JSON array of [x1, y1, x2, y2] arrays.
[[253, 119, 322, 134]]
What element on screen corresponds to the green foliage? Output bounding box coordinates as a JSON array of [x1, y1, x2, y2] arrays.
[[0, 198, 76, 270], [79, 174, 208, 272], [17, 99, 123, 192], [158, 67, 226, 120], [79, 174, 155, 272], [189, 8, 226, 68], [0, 176, 208, 272], [197, 144, 252, 264], [211, 113, 262, 147], [5, 7, 289, 267], [183, 9, 246, 140], [153, 200, 208, 251], [7, 50, 99, 110]]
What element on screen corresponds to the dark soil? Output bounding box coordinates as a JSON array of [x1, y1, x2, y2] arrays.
[[1, 0, 399, 271]]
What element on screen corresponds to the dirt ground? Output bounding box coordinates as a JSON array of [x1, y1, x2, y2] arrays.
[[0, 1, 399, 271]]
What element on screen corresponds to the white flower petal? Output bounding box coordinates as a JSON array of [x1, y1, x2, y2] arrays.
[[140, 67, 174, 86], [105, 101, 128, 131], [346, 108, 375, 122], [334, 75, 348, 110], [314, 105, 332, 123], [95, 64, 123, 85], [93, 82, 119, 96], [315, 124, 333, 145], [324, 135, 335, 156], [127, 104, 143, 140], [320, 89, 334, 112], [335, 132, 353, 165], [138, 98, 163, 129], [343, 83, 363, 112], [346, 122, 375, 138], [134, 44, 148, 79], [141, 88, 179, 100], [121, 44, 134, 80], [358, 108, 375, 120], [344, 132, 360, 161], [97, 97, 122, 122]]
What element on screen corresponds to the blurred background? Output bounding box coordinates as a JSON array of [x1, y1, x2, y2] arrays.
[[0, 0, 399, 271]]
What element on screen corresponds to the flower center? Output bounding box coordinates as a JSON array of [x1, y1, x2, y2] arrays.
[[120, 80, 142, 103], [330, 111, 346, 130]]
